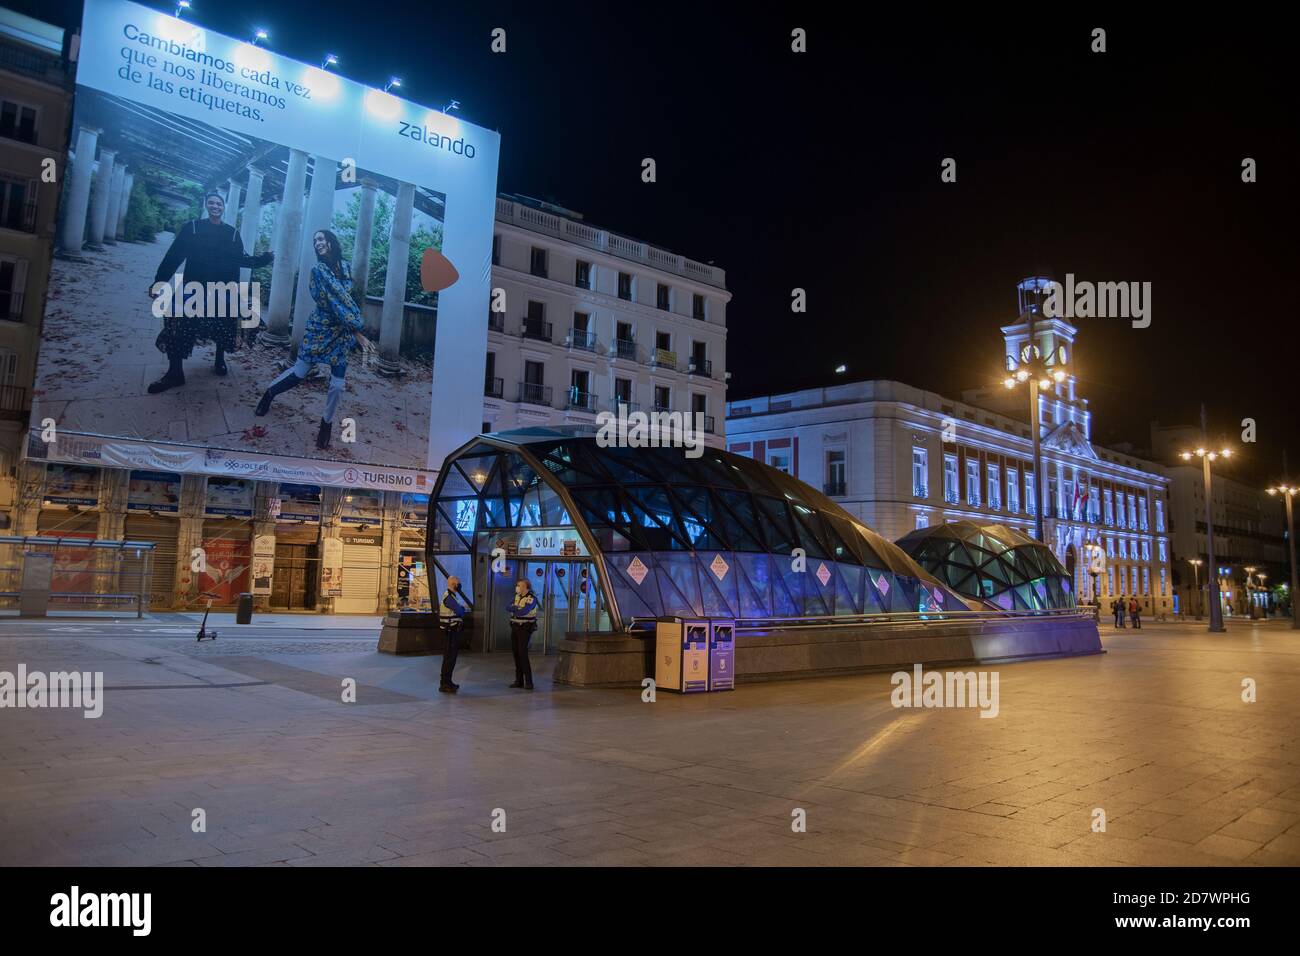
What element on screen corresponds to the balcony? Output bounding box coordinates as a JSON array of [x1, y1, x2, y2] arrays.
[[824, 480, 846, 497], [0, 384, 27, 420], [614, 338, 638, 362], [612, 399, 639, 415], [521, 318, 552, 342], [487, 311, 504, 333], [568, 328, 597, 352], [484, 376, 503, 399], [517, 382, 552, 406], [687, 358, 712, 378], [701, 414, 716, 434], [565, 389, 598, 413], [651, 349, 677, 371], [1, 290, 24, 323]]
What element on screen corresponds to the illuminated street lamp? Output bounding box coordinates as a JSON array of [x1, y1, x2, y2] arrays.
[[1180, 444, 1233, 632], [1244, 566, 1258, 619], [175, 1, 191, 17], [251, 28, 269, 46], [1266, 482, 1299, 629], [385, 77, 402, 93], [322, 53, 339, 70], [1001, 304, 1067, 543]]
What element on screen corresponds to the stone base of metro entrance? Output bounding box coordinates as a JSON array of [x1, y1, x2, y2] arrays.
[[376, 612, 440, 655], [552, 616, 1103, 688]]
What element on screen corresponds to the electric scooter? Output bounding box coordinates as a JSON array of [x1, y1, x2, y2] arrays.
[[196, 593, 219, 642]]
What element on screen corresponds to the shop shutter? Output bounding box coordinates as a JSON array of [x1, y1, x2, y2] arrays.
[[124, 515, 179, 609]]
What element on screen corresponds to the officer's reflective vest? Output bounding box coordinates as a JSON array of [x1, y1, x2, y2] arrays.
[[440, 588, 468, 625], [509, 592, 539, 625]]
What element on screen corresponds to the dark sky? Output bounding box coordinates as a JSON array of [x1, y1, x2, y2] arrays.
[[18, 1, 1298, 484]]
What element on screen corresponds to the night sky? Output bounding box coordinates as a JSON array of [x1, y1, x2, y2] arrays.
[[17, 1, 1298, 485]]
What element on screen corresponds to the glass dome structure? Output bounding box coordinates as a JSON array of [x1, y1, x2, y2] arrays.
[[894, 520, 1075, 611], [427, 428, 970, 630]]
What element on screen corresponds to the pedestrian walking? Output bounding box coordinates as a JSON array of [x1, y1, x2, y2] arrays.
[[147, 191, 273, 393], [508, 579, 540, 690], [254, 229, 368, 449], [1129, 596, 1141, 629], [437, 575, 469, 693]]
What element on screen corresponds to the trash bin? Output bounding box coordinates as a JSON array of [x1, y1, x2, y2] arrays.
[[708, 620, 735, 691], [655, 618, 709, 693], [235, 592, 253, 625]]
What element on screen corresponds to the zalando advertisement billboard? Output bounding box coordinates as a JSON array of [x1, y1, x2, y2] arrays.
[[29, 0, 500, 491]]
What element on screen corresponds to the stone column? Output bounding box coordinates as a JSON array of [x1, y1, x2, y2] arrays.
[[103, 164, 127, 246], [352, 178, 379, 336], [290, 155, 339, 352], [13, 461, 47, 536], [86, 147, 116, 248], [378, 491, 402, 614], [223, 180, 242, 228], [175, 474, 208, 608], [263, 148, 310, 347], [238, 166, 266, 286], [58, 126, 100, 256], [318, 487, 344, 614], [252, 480, 279, 613], [95, 469, 129, 595], [377, 181, 415, 376], [115, 171, 134, 239]]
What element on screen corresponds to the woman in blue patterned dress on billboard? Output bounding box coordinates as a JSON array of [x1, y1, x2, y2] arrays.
[[254, 229, 367, 450]]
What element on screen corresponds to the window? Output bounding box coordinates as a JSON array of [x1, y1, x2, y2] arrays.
[[1119, 539, 1128, 559], [1139, 497, 1149, 531], [570, 311, 594, 351], [1127, 494, 1137, 529], [0, 100, 38, 144], [483, 352, 500, 397], [1025, 472, 1036, 516], [1160, 568, 1167, 595], [915, 512, 929, 530], [1106, 537, 1115, 558], [1142, 567, 1149, 594], [691, 393, 706, 416], [0, 256, 28, 321], [491, 234, 501, 266], [1006, 468, 1019, 513], [693, 293, 706, 320], [1131, 567, 1139, 594], [615, 321, 635, 361], [769, 453, 790, 474], [568, 369, 593, 410], [0, 175, 35, 233], [529, 246, 548, 278], [943, 454, 958, 504], [1115, 491, 1126, 528], [1155, 499, 1165, 532], [1158, 539, 1167, 563], [690, 341, 708, 375], [617, 272, 633, 301], [912, 447, 928, 498], [827, 449, 846, 496], [653, 385, 670, 411], [520, 360, 546, 405], [575, 259, 591, 289], [1141, 540, 1150, 562], [1104, 490, 1114, 526], [987, 464, 1001, 511], [1089, 483, 1100, 523], [966, 458, 980, 507], [1107, 567, 1115, 594], [656, 283, 671, 311], [614, 378, 633, 407]]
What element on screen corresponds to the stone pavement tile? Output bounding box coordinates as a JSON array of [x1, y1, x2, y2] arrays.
[[1244, 833, 1300, 865], [464, 847, 576, 866], [1189, 833, 1263, 862], [288, 845, 401, 866], [470, 833, 564, 859], [106, 837, 226, 866], [562, 849, 653, 866], [1216, 817, 1294, 845], [643, 847, 748, 867], [968, 803, 1018, 817], [1148, 811, 1244, 844], [378, 831, 484, 856], [885, 846, 961, 866], [550, 832, 651, 858], [196, 844, 317, 866], [378, 846, 489, 867]]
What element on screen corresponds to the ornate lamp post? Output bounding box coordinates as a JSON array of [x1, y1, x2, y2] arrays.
[[1188, 558, 1203, 619], [1180, 445, 1233, 633], [1265, 482, 1298, 629], [1002, 313, 1067, 544]]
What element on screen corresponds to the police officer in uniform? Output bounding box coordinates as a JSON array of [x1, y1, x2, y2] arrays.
[[438, 575, 469, 693], [508, 579, 539, 690]]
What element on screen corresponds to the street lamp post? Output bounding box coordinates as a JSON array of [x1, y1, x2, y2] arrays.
[[1266, 483, 1298, 629], [1180, 445, 1233, 633], [1002, 311, 1067, 544]]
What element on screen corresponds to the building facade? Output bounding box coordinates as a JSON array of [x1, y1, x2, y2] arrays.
[[0, 10, 73, 524], [726, 296, 1174, 616], [485, 194, 728, 444]]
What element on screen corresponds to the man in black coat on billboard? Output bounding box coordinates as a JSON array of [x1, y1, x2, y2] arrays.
[[147, 191, 273, 393]]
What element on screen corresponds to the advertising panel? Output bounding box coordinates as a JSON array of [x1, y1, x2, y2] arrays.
[[199, 536, 249, 604], [126, 470, 181, 511], [251, 533, 275, 594], [31, 0, 500, 487]]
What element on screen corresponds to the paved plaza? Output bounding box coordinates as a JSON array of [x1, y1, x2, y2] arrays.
[[1, 614, 1298, 867]]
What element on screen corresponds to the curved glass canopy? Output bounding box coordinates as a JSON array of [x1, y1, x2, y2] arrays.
[[894, 520, 1075, 611], [427, 428, 969, 630]]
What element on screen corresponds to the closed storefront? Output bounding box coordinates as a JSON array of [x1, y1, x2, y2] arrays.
[[125, 471, 182, 609], [202, 477, 254, 607], [271, 526, 319, 611], [336, 532, 381, 613]]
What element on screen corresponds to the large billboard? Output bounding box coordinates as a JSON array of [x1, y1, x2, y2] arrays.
[[29, 0, 499, 492]]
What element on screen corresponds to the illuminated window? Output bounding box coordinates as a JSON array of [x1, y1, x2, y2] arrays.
[[987, 464, 1000, 511], [943, 454, 958, 504], [1025, 472, 1036, 516], [966, 458, 980, 508], [1006, 468, 1019, 513], [1155, 499, 1165, 532], [912, 447, 928, 498]]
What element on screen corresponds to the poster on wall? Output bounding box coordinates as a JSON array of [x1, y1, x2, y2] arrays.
[[127, 470, 181, 512], [320, 536, 343, 596], [251, 534, 275, 594], [29, 0, 501, 482], [204, 477, 253, 516], [43, 464, 99, 507], [278, 484, 321, 522], [199, 536, 249, 604]]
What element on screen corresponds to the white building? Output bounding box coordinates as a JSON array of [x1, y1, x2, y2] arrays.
[[485, 194, 729, 443], [725, 284, 1174, 615]]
